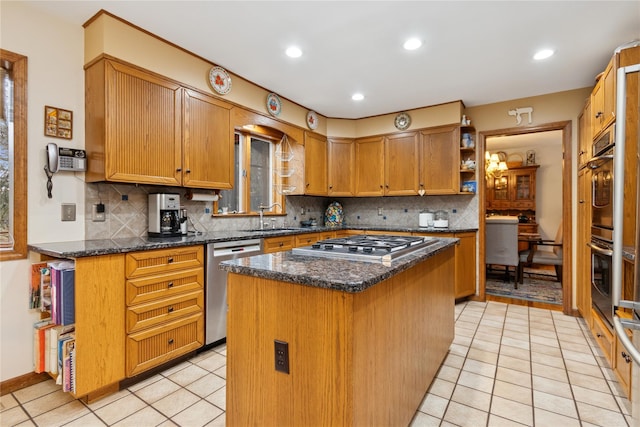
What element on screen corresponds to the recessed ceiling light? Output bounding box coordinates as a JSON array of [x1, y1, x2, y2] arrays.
[[285, 46, 302, 58], [533, 49, 554, 60], [352, 93, 364, 101], [403, 38, 422, 51]]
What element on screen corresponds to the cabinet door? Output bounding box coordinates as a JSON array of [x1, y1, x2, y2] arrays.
[[578, 100, 591, 168], [183, 89, 233, 189], [602, 61, 616, 132], [355, 136, 384, 196], [488, 175, 510, 210], [104, 60, 183, 185], [304, 132, 328, 196], [385, 132, 419, 195], [510, 169, 536, 209], [328, 138, 354, 196], [420, 126, 458, 194], [576, 168, 592, 321]]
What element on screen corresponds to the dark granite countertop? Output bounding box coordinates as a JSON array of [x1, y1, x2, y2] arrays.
[[219, 237, 458, 293], [27, 225, 476, 258]]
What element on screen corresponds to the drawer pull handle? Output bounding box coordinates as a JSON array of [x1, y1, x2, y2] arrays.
[[168, 306, 174, 313], [168, 338, 174, 345], [622, 351, 632, 363], [168, 257, 174, 263], [168, 282, 174, 288], [597, 333, 603, 338], [279, 242, 284, 247]]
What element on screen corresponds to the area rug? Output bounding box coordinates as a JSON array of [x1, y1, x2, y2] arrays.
[[485, 267, 562, 305]]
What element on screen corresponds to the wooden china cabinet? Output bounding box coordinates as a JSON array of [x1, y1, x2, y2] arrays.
[[486, 165, 539, 211]]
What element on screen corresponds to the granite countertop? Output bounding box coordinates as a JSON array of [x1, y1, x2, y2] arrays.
[[219, 237, 458, 293], [27, 225, 477, 258]]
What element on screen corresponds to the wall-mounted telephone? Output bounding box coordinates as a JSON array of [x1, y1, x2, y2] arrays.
[[46, 143, 86, 172], [44, 143, 87, 198]]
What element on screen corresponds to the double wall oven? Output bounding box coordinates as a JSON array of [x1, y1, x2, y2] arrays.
[[588, 125, 615, 327]]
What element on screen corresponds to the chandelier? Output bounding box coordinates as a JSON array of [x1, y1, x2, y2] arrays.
[[485, 152, 508, 179]]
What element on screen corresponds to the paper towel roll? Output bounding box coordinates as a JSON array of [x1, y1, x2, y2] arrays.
[[187, 192, 218, 202]]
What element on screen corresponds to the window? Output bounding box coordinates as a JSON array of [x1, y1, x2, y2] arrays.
[[218, 130, 284, 215], [0, 49, 27, 261]]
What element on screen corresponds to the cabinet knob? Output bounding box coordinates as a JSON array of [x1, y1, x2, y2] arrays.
[[329, 185, 333, 189], [622, 351, 632, 363], [279, 242, 284, 247], [176, 167, 182, 172], [595, 112, 603, 118], [168, 257, 174, 263], [168, 306, 174, 313], [185, 169, 191, 174], [168, 338, 174, 345], [597, 333, 603, 338], [579, 200, 585, 204], [168, 282, 174, 288]]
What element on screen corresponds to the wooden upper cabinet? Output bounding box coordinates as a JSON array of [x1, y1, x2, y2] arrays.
[[183, 89, 233, 189], [384, 132, 419, 195], [355, 136, 385, 196], [591, 59, 615, 139], [304, 132, 328, 196], [85, 58, 233, 188], [328, 138, 355, 196], [420, 125, 459, 194], [578, 99, 592, 169], [86, 58, 183, 185]]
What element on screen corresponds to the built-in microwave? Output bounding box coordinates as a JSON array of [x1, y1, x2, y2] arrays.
[[593, 124, 615, 157]]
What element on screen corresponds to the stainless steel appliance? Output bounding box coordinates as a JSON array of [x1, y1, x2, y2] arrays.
[[148, 193, 182, 237], [588, 133, 615, 242], [206, 239, 262, 345], [291, 234, 438, 264], [588, 237, 613, 327]]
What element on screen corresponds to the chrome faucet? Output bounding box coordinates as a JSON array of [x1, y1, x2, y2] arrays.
[[258, 203, 282, 230]]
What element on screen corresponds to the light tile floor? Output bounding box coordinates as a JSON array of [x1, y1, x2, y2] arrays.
[[0, 301, 632, 426]]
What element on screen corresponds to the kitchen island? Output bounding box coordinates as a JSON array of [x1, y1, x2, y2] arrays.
[[220, 237, 457, 426]]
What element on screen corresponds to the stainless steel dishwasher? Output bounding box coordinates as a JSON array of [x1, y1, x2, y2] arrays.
[[206, 238, 262, 345]]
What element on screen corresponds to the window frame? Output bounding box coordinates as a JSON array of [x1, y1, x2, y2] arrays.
[[0, 49, 28, 261]]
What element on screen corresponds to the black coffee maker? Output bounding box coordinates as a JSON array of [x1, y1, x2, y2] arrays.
[[148, 193, 182, 237]]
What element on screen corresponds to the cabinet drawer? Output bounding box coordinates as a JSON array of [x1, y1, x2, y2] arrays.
[[126, 313, 204, 377], [127, 290, 204, 333], [295, 233, 320, 247], [591, 308, 614, 365], [614, 333, 633, 398], [263, 236, 295, 253], [126, 246, 204, 278], [126, 268, 204, 306]]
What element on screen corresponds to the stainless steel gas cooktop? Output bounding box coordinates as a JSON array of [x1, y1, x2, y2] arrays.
[[291, 234, 438, 263]]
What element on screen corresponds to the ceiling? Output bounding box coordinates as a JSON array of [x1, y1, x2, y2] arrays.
[[18, 1, 640, 119]]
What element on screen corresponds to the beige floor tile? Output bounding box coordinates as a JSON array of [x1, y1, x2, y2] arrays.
[[490, 396, 533, 426], [560, 340, 593, 355], [418, 393, 449, 418], [462, 358, 497, 378], [455, 320, 479, 331], [492, 379, 532, 406], [171, 399, 223, 427], [31, 400, 90, 427], [477, 325, 504, 338], [556, 331, 590, 346], [531, 342, 563, 357], [531, 361, 569, 383], [500, 336, 530, 351], [448, 343, 469, 357], [63, 411, 108, 426], [480, 319, 506, 330], [193, 352, 226, 373], [487, 413, 529, 426], [533, 389, 578, 418], [443, 401, 489, 427], [530, 350, 564, 368], [0, 393, 19, 411], [451, 384, 491, 412], [498, 344, 530, 362], [21, 388, 75, 418], [529, 333, 560, 348], [133, 377, 181, 404], [13, 420, 36, 427], [112, 406, 167, 427], [12, 380, 61, 404], [471, 338, 501, 353], [501, 329, 529, 342], [528, 323, 557, 336], [435, 364, 461, 383], [615, 394, 632, 416], [86, 388, 132, 411], [457, 370, 495, 394], [205, 386, 225, 410], [455, 325, 476, 337], [152, 388, 200, 418], [204, 413, 225, 427], [443, 352, 465, 369], [213, 366, 226, 379], [0, 405, 29, 426], [156, 420, 179, 427], [502, 323, 529, 334], [94, 394, 147, 425], [572, 384, 621, 412], [166, 364, 209, 387], [532, 375, 573, 398], [427, 378, 456, 400], [159, 360, 192, 377], [453, 334, 472, 346], [410, 411, 442, 427], [567, 370, 610, 392], [576, 402, 628, 426], [495, 366, 531, 388], [467, 347, 499, 365], [562, 348, 598, 366], [564, 359, 606, 378], [125, 373, 163, 392], [534, 408, 581, 426], [497, 354, 530, 373], [186, 373, 226, 398]]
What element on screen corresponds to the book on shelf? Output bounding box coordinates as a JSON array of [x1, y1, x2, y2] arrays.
[[33, 320, 53, 373], [29, 263, 47, 310], [47, 260, 74, 325], [62, 338, 76, 393]]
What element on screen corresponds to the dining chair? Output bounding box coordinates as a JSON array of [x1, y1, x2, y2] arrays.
[[485, 216, 519, 286], [517, 221, 563, 284]]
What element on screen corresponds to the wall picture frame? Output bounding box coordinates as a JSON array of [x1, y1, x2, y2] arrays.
[[44, 105, 72, 139], [526, 149, 536, 165]]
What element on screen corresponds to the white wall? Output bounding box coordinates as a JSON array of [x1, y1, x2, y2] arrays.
[[0, 2, 85, 381]]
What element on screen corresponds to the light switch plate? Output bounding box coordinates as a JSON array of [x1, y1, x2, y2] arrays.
[[61, 203, 76, 221]]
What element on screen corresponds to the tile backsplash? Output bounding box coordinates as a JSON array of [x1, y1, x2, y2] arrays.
[[85, 183, 479, 240]]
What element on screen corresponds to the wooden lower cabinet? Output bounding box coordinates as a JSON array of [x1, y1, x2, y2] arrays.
[[414, 231, 476, 299], [124, 246, 204, 377], [614, 333, 633, 398], [591, 309, 614, 366], [294, 231, 335, 247], [263, 235, 295, 253]]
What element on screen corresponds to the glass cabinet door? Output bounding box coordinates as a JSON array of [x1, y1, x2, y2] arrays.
[[493, 176, 509, 200]]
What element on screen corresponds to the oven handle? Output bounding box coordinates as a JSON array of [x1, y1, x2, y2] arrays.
[[586, 242, 613, 257], [612, 62, 640, 365], [587, 154, 614, 169]]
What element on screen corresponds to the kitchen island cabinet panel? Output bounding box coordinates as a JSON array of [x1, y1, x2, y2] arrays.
[[226, 247, 455, 426]]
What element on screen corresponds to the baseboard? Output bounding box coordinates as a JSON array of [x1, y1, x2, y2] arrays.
[[1, 372, 49, 396]]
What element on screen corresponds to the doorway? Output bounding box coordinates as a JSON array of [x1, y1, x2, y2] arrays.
[[477, 121, 573, 315]]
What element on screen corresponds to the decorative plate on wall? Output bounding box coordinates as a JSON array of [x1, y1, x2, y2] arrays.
[[266, 93, 282, 116], [306, 110, 319, 130], [394, 112, 411, 130], [208, 66, 232, 95]]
